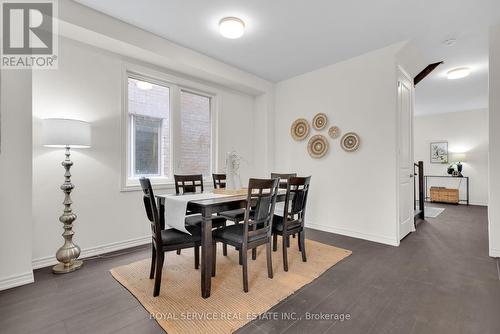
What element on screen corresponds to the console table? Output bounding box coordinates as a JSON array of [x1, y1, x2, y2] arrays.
[[424, 175, 469, 205]]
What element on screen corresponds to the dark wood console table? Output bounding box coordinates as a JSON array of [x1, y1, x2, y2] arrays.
[[424, 175, 469, 205]]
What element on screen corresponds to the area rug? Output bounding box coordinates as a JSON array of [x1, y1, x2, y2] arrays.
[[425, 206, 445, 218], [110, 239, 351, 334]]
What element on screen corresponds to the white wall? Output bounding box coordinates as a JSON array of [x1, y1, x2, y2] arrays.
[[414, 109, 489, 206], [274, 43, 409, 246], [489, 24, 500, 258], [0, 70, 34, 289], [32, 38, 259, 266]]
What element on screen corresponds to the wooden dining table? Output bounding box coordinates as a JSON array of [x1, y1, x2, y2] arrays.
[[156, 191, 287, 298]]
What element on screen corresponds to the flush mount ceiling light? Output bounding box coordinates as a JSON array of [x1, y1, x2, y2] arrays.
[[136, 81, 153, 90], [219, 17, 245, 39], [447, 67, 471, 80]]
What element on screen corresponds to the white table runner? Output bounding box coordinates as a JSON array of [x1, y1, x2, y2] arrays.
[[162, 192, 231, 234]]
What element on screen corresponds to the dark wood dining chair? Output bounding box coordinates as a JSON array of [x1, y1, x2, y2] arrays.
[[271, 172, 297, 189], [139, 177, 201, 297], [213, 178, 279, 292], [270, 173, 297, 245], [212, 173, 247, 226], [174, 174, 228, 255], [212, 173, 226, 189], [272, 176, 311, 271]]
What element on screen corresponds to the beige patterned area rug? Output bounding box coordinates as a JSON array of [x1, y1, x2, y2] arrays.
[[110, 239, 351, 334]]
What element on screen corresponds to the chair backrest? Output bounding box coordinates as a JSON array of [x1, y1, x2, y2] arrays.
[[174, 174, 204, 194], [271, 172, 297, 189], [139, 177, 162, 244], [283, 176, 311, 228], [212, 173, 226, 189], [242, 178, 280, 245]]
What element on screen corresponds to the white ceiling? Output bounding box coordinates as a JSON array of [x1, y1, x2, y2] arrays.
[[75, 0, 500, 115]]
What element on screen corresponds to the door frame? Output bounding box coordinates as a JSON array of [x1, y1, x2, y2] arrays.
[[396, 65, 416, 243]]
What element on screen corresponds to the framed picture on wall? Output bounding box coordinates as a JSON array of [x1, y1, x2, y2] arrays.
[[430, 141, 448, 163]]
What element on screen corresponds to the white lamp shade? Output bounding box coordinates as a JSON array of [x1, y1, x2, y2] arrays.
[[451, 152, 466, 162], [42, 118, 91, 148]]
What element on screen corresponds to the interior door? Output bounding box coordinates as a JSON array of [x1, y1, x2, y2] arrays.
[[398, 68, 415, 240]]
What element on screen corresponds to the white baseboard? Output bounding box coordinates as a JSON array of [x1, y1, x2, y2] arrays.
[[305, 222, 399, 247], [32, 235, 151, 269], [0, 271, 34, 291], [490, 248, 500, 258]]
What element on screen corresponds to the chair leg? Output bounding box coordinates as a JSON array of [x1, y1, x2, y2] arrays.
[[153, 252, 164, 297], [252, 247, 257, 260], [293, 234, 296, 238], [282, 235, 289, 272], [149, 245, 156, 279], [299, 231, 307, 262], [212, 242, 217, 277], [223, 243, 228, 256], [266, 241, 273, 279], [176, 249, 181, 255], [286, 235, 290, 248], [239, 249, 243, 265], [242, 248, 249, 292], [194, 245, 200, 269], [298, 233, 302, 251], [273, 233, 278, 252]]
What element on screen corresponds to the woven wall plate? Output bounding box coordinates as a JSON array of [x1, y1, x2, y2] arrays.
[[290, 118, 310, 141], [341, 132, 361, 152], [312, 113, 328, 130], [307, 135, 329, 159], [328, 126, 341, 139]]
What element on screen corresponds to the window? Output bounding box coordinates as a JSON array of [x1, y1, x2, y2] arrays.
[[124, 73, 214, 189], [178, 90, 211, 176]]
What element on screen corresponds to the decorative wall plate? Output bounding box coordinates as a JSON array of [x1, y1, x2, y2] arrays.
[[341, 132, 361, 152], [290, 118, 310, 141], [312, 113, 328, 130], [328, 126, 340, 139], [308, 135, 329, 158]]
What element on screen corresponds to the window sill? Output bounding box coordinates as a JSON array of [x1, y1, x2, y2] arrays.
[[120, 177, 214, 192], [121, 177, 175, 192]]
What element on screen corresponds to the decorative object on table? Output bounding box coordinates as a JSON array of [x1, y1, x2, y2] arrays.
[[328, 125, 341, 139], [340, 132, 361, 152], [429, 186, 459, 204], [430, 141, 448, 163], [290, 118, 310, 141], [312, 113, 328, 130], [450, 152, 466, 177], [42, 118, 91, 274], [225, 150, 243, 190], [307, 134, 329, 158]]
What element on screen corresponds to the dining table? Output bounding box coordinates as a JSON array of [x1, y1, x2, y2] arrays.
[[156, 191, 288, 298]]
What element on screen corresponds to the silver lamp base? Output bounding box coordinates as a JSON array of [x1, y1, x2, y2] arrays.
[[52, 260, 83, 274]]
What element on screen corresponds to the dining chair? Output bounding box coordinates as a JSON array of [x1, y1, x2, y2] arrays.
[[212, 173, 247, 226], [139, 177, 201, 297], [272, 176, 311, 271], [271, 173, 297, 189], [270, 173, 298, 245], [212, 173, 226, 189], [174, 174, 228, 255], [213, 178, 279, 292]]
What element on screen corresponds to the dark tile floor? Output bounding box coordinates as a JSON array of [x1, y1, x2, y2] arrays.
[[1, 204, 498, 334]]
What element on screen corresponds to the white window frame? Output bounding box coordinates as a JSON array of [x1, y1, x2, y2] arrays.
[[121, 64, 218, 191]]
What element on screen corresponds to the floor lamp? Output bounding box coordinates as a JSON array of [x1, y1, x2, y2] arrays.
[[42, 118, 91, 274]]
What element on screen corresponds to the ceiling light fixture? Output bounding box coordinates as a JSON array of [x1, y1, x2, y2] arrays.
[[136, 81, 153, 90], [447, 67, 471, 80], [219, 17, 245, 39]]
